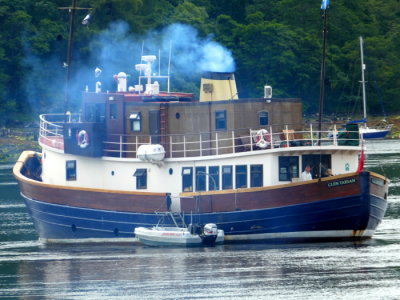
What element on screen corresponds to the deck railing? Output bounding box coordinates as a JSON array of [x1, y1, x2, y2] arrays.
[[39, 114, 361, 159]]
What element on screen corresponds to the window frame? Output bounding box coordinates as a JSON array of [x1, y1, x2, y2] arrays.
[[250, 164, 263, 187], [134, 168, 147, 189], [66, 160, 77, 181], [182, 167, 193, 192], [195, 166, 206, 192], [222, 165, 233, 190], [208, 166, 220, 191], [235, 165, 248, 189], [279, 156, 299, 181], [259, 111, 269, 126], [130, 112, 142, 132], [215, 110, 227, 131], [109, 103, 117, 120]]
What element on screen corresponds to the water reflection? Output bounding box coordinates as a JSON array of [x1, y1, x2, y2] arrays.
[[1, 140, 400, 299]]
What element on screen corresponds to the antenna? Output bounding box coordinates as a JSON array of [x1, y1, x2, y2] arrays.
[[158, 49, 161, 76]]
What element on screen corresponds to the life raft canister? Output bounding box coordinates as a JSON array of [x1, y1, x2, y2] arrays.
[[255, 129, 271, 149], [76, 130, 89, 148]]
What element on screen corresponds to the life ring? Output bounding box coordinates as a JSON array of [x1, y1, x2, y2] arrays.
[[76, 130, 89, 148], [255, 129, 270, 149]]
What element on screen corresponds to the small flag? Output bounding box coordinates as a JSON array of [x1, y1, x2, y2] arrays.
[[356, 146, 365, 173], [321, 0, 330, 10], [82, 13, 91, 25]]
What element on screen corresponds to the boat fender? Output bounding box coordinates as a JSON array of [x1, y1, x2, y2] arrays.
[[255, 129, 270, 149], [76, 130, 89, 149]]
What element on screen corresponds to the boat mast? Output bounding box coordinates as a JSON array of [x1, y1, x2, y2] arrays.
[[359, 36, 367, 122], [65, 0, 77, 115], [317, 0, 329, 144], [59, 0, 90, 116]]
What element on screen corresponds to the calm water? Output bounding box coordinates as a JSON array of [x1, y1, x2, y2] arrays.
[[1, 140, 400, 299]]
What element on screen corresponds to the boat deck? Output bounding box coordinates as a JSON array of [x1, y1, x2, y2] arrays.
[[39, 113, 361, 159]]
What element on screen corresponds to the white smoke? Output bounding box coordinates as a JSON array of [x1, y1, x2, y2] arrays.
[[89, 21, 235, 81]]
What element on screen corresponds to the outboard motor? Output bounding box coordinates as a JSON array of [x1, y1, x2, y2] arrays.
[[200, 223, 219, 245]]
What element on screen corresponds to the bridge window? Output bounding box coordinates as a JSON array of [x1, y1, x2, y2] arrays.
[[182, 167, 193, 192], [109, 103, 117, 119], [130, 112, 142, 132], [250, 164, 263, 187], [66, 160, 76, 181], [259, 111, 269, 126], [222, 165, 233, 190], [235, 165, 247, 188], [279, 156, 299, 181], [134, 168, 147, 189], [215, 110, 227, 131]]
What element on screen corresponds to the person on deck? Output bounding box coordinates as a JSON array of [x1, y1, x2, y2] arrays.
[[165, 193, 172, 211], [300, 165, 312, 181]]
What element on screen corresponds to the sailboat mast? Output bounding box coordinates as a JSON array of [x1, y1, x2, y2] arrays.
[[317, 1, 329, 144], [360, 36, 367, 121]]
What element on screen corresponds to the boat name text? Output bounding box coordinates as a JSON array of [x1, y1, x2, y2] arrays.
[[327, 178, 356, 188]]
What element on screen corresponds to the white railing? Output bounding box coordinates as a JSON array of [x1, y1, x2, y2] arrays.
[[39, 114, 361, 159]]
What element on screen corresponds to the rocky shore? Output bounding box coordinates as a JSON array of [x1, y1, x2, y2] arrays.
[[0, 128, 41, 163]]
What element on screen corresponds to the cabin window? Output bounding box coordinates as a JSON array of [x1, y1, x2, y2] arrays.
[[133, 168, 147, 189], [182, 167, 193, 192], [130, 112, 142, 132], [215, 110, 227, 131], [66, 160, 76, 181], [250, 164, 263, 187], [259, 111, 269, 126], [195, 167, 206, 192], [109, 103, 117, 119], [209, 166, 220, 191], [222, 165, 233, 190], [279, 156, 299, 181], [302, 154, 331, 178], [235, 165, 247, 188]]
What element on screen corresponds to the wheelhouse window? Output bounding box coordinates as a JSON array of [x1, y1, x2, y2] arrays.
[[279, 156, 299, 181], [215, 110, 227, 131], [130, 112, 142, 132], [236, 165, 247, 188], [182, 167, 193, 192], [109, 103, 117, 119], [209, 166, 220, 191], [250, 164, 263, 187], [259, 111, 269, 126], [195, 167, 206, 192], [133, 168, 147, 189], [66, 160, 76, 181], [222, 165, 233, 190]]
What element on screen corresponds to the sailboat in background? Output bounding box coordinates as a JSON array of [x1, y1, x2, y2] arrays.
[[355, 36, 393, 139]]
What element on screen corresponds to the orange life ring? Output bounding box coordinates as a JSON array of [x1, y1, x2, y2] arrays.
[[76, 130, 89, 148]]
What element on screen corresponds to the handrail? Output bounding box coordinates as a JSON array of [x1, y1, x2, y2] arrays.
[[39, 114, 362, 159]]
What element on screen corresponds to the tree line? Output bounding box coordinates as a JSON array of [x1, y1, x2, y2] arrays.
[[1, 0, 399, 126]]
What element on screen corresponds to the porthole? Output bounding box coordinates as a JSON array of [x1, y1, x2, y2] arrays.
[[169, 168, 173, 175], [111, 171, 115, 176], [71, 224, 77, 232], [175, 112, 180, 119]]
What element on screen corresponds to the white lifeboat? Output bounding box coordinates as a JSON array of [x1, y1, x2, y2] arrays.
[[137, 144, 165, 162]]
